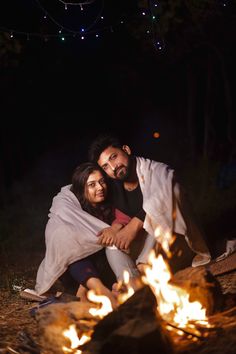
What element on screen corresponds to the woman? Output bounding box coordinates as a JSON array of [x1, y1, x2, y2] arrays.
[[21, 163, 139, 307], [62, 162, 125, 306]]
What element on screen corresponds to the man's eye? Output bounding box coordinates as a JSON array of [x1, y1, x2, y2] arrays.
[[111, 154, 116, 160]]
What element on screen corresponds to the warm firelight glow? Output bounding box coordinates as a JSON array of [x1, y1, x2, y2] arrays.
[[142, 250, 208, 332], [87, 290, 113, 318], [62, 324, 90, 353]]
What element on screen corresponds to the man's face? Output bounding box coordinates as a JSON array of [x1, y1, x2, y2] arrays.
[[97, 146, 131, 180]]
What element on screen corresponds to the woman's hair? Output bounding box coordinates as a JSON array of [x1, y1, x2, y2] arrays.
[[71, 162, 113, 224]]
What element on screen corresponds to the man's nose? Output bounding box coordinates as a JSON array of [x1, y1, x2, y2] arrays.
[[108, 161, 116, 171]]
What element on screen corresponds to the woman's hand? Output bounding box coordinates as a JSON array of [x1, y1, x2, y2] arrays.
[[97, 226, 120, 246]]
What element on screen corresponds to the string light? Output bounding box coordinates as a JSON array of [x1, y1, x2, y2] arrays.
[[35, 0, 105, 35], [146, 0, 165, 52], [57, 0, 95, 8], [0, 0, 165, 49], [56, 0, 96, 12], [0, 0, 232, 52]]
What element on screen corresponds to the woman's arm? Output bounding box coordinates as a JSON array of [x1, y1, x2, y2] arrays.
[[97, 223, 123, 246]]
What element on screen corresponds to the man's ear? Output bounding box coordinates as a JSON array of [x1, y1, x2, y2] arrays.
[[122, 145, 131, 155]]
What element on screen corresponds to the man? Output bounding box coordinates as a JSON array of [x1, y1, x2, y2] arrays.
[[88, 134, 211, 268]]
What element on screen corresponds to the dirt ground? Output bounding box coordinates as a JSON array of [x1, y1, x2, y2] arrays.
[[0, 263, 236, 354]]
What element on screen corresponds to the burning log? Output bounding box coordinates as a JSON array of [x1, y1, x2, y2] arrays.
[[34, 254, 228, 354], [171, 267, 225, 315], [36, 286, 174, 354], [82, 285, 174, 354], [36, 301, 97, 353]]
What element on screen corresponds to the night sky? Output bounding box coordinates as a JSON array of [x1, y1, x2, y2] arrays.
[[1, 0, 236, 196]]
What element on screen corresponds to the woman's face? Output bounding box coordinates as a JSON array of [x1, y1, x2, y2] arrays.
[[85, 170, 107, 206]]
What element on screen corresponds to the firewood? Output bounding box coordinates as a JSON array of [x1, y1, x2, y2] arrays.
[[171, 267, 225, 315], [35, 301, 98, 354], [82, 285, 174, 354]]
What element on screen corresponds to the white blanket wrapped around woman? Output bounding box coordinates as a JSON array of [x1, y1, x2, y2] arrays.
[[35, 185, 108, 295]]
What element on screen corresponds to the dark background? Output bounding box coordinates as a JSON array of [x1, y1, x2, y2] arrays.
[[0, 0, 236, 259]]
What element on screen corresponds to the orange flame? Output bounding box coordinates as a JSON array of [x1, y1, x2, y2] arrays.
[[142, 250, 209, 334], [87, 290, 113, 318], [62, 324, 90, 353]]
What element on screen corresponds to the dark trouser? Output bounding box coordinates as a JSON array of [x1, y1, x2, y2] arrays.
[[60, 249, 116, 294]]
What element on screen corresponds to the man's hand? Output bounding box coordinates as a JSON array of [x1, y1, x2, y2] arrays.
[[114, 217, 143, 250]]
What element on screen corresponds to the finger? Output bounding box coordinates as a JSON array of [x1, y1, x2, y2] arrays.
[[124, 240, 130, 250], [107, 238, 114, 246], [97, 235, 106, 244], [123, 243, 128, 250], [114, 240, 120, 249], [118, 240, 125, 250]]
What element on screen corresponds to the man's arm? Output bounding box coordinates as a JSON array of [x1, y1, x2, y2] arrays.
[[114, 217, 144, 250]]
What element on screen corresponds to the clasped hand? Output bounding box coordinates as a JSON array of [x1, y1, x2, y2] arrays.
[[97, 224, 135, 250], [97, 226, 117, 246]]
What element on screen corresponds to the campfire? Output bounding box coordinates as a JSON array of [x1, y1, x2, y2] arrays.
[[35, 230, 235, 354]]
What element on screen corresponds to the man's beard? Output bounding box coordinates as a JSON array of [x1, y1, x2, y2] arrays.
[[114, 158, 132, 181]]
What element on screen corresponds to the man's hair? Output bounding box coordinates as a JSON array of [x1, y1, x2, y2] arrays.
[[88, 134, 122, 162]]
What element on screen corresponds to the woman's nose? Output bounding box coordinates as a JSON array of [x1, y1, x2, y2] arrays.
[[97, 182, 104, 189]]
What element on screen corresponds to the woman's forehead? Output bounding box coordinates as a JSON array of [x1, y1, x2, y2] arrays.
[[87, 170, 103, 182]]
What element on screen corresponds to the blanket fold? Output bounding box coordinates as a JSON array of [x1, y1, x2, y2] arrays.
[[136, 157, 187, 237]]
